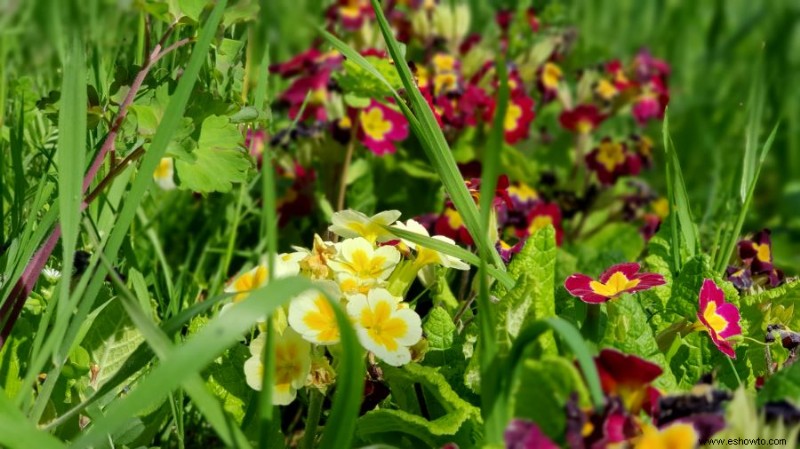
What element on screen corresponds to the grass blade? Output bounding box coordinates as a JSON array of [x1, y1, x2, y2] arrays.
[[386, 225, 514, 288], [56, 34, 87, 327], [0, 390, 65, 449], [662, 111, 699, 271]]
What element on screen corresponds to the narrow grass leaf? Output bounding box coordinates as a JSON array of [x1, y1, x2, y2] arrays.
[[0, 390, 66, 449], [386, 225, 514, 288], [56, 34, 87, 321]]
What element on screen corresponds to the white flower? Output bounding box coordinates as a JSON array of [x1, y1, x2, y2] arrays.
[[42, 267, 62, 283], [244, 328, 311, 405], [347, 288, 422, 366], [153, 158, 176, 190], [288, 281, 343, 345], [327, 237, 401, 284], [392, 219, 469, 270], [329, 210, 402, 243]]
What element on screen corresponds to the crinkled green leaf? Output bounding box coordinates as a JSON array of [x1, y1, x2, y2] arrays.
[[495, 226, 558, 357], [424, 307, 456, 352], [0, 317, 33, 399], [81, 299, 145, 390], [742, 279, 800, 306], [603, 295, 678, 391], [358, 363, 481, 448], [174, 114, 251, 193], [512, 356, 589, 441]]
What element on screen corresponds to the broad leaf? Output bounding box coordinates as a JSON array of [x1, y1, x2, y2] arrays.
[[174, 115, 251, 193]]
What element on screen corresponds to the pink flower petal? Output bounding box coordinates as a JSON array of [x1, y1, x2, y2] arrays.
[[599, 262, 641, 283]]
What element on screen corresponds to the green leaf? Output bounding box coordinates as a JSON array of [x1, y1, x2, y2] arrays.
[[423, 307, 456, 352], [56, 35, 86, 322], [334, 57, 403, 101], [174, 115, 252, 193], [603, 296, 678, 391], [742, 278, 800, 306], [662, 111, 700, 270], [665, 255, 711, 319], [178, 0, 210, 22], [495, 226, 557, 354], [512, 356, 589, 440], [0, 389, 66, 449], [758, 362, 800, 407], [357, 363, 481, 448], [80, 299, 145, 390], [204, 343, 254, 423], [583, 223, 645, 261]]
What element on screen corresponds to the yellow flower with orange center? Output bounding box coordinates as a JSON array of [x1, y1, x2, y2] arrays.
[[347, 288, 422, 366]]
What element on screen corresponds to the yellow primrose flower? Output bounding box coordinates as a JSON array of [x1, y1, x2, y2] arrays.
[[327, 237, 401, 283], [244, 328, 311, 406], [153, 158, 176, 190], [288, 281, 343, 345], [336, 272, 379, 297], [225, 253, 303, 303], [392, 219, 470, 271], [329, 209, 401, 243], [347, 288, 422, 366]]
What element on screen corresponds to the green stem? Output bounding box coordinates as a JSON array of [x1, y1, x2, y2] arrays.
[[301, 389, 325, 449]]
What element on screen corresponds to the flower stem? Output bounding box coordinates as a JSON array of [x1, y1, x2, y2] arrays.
[[301, 389, 325, 449]]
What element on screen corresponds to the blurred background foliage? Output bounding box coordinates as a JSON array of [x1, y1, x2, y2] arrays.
[[1, 0, 798, 273]]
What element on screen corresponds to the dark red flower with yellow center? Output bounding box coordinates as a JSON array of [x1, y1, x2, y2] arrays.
[[585, 138, 642, 185], [356, 100, 409, 156], [565, 262, 666, 304], [434, 206, 473, 246], [537, 62, 563, 102], [595, 348, 662, 415], [327, 0, 373, 30], [497, 94, 535, 144], [726, 265, 753, 290], [559, 104, 605, 134], [737, 229, 774, 274], [518, 202, 563, 245], [695, 279, 742, 358]]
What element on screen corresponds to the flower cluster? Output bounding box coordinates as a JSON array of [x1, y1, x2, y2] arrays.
[[505, 348, 726, 449], [726, 229, 786, 291], [227, 209, 468, 405]]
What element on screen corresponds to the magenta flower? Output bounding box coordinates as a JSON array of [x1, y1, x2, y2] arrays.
[[696, 279, 742, 358], [356, 100, 409, 156], [564, 262, 666, 304], [585, 137, 642, 185], [504, 419, 559, 449]]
